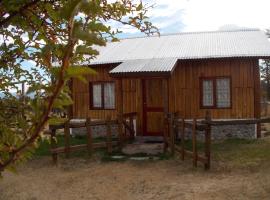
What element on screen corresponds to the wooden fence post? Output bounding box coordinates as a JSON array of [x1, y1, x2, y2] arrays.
[[163, 114, 169, 153], [86, 117, 93, 156], [205, 111, 211, 170], [106, 115, 113, 154], [181, 118, 185, 160], [192, 118, 197, 167], [117, 114, 124, 148], [169, 113, 175, 155], [50, 128, 58, 164], [129, 115, 135, 140], [64, 120, 71, 158], [174, 112, 180, 141]]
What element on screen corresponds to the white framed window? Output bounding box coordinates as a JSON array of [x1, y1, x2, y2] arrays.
[[216, 78, 231, 108], [201, 77, 231, 108], [202, 80, 214, 107], [92, 83, 102, 108], [104, 82, 115, 109], [90, 82, 115, 109]]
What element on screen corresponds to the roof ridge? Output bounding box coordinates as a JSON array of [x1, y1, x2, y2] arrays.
[[117, 28, 261, 41]]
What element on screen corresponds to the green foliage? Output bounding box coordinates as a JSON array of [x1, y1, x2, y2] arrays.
[[0, 0, 158, 172], [261, 59, 270, 100], [260, 30, 270, 100]]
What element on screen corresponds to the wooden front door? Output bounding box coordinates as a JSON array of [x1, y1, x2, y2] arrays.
[[142, 79, 165, 136]]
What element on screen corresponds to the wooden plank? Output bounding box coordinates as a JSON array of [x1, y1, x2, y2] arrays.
[[169, 113, 175, 155], [162, 79, 169, 113], [181, 118, 185, 160], [118, 78, 123, 115], [93, 141, 118, 149], [184, 150, 194, 157], [163, 116, 169, 153], [51, 144, 87, 153], [64, 121, 71, 158], [129, 115, 135, 140], [203, 118, 264, 125], [253, 59, 261, 138], [50, 141, 119, 154], [174, 120, 207, 131], [117, 114, 124, 147], [50, 119, 119, 130], [86, 117, 93, 156], [197, 155, 208, 163], [106, 115, 113, 154], [122, 112, 137, 118], [204, 111, 211, 170], [192, 118, 197, 167]]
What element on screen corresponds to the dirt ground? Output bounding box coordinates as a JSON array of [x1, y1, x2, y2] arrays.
[[1, 156, 270, 200]]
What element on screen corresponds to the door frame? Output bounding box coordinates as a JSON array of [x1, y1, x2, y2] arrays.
[[142, 78, 168, 136]]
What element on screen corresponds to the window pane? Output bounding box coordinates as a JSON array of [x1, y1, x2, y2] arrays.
[[216, 78, 230, 108], [104, 83, 115, 109], [92, 84, 102, 108], [202, 80, 214, 107]]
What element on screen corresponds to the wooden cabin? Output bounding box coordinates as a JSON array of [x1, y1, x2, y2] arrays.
[[71, 29, 270, 138]]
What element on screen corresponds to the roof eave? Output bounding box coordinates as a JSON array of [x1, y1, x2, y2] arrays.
[[109, 71, 172, 78]]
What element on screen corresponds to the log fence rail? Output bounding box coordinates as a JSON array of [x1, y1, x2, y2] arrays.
[[45, 112, 137, 164], [164, 111, 270, 170]]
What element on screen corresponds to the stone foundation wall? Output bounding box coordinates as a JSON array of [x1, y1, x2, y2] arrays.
[[70, 119, 136, 138], [211, 124, 256, 140], [70, 119, 257, 140], [71, 125, 119, 138], [182, 124, 256, 140]]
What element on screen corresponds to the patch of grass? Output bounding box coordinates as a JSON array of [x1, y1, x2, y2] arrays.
[[175, 139, 205, 152], [35, 134, 270, 169], [212, 138, 270, 168], [34, 135, 89, 157], [34, 135, 120, 157], [157, 152, 172, 160], [175, 138, 270, 168]]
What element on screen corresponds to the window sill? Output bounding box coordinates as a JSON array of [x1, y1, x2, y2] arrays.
[[200, 107, 232, 109], [89, 108, 116, 111]]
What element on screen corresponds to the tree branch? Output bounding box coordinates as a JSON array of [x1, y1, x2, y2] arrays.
[[0, 0, 40, 27], [0, 7, 78, 172]]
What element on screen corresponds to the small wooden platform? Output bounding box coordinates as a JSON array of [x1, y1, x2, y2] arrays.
[[122, 143, 163, 155], [134, 136, 164, 143], [122, 136, 164, 155]]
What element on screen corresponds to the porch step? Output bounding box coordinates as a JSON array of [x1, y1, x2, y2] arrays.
[[122, 143, 163, 155], [134, 136, 164, 144]]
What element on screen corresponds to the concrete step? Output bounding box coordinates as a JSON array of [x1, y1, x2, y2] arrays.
[[134, 136, 164, 144], [122, 143, 163, 155]]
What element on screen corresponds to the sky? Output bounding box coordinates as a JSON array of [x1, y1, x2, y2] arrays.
[[11, 0, 270, 88], [117, 0, 270, 38]]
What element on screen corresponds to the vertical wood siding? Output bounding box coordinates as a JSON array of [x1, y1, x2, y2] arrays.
[[168, 58, 258, 119], [72, 65, 138, 120], [72, 58, 259, 135]]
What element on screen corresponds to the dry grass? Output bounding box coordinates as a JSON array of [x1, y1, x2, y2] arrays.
[[1, 138, 270, 200]]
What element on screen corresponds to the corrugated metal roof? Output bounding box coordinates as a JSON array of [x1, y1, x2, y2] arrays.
[[109, 58, 178, 74], [89, 29, 270, 65]]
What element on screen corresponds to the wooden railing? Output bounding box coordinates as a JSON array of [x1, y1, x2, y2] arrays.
[[164, 111, 270, 170], [46, 112, 137, 164], [164, 112, 211, 170], [122, 112, 136, 140]]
